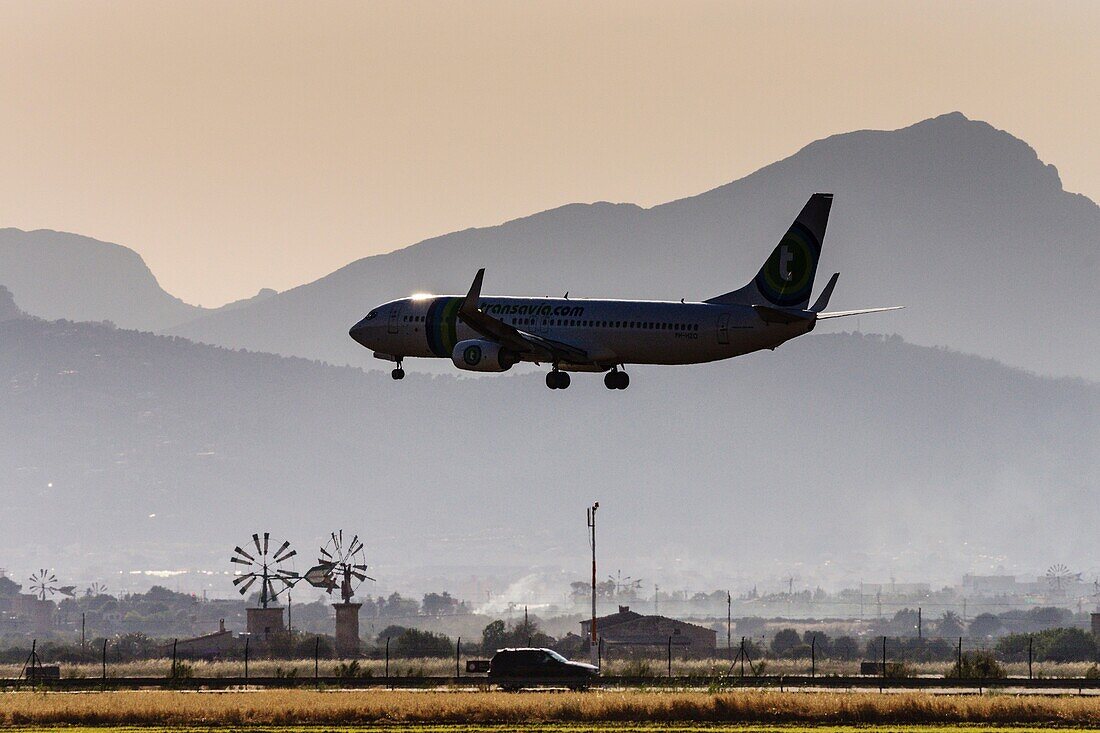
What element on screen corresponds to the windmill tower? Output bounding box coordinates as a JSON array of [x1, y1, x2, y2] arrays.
[[1045, 564, 1081, 596], [231, 533, 298, 640], [303, 531, 374, 658], [26, 569, 76, 634]]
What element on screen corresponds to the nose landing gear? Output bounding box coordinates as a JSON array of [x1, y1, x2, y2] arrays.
[[604, 368, 629, 390], [546, 369, 571, 390]]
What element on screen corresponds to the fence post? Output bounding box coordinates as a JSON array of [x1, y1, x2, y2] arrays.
[[102, 638, 107, 680], [385, 637, 390, 678], [598, 637, 603, 669], [244, 636, 249, 681], [171, 638, 177, 678], [957, 637, 963, 679], [1028, 635, 1033, 680], [740, 637, 746, 678], [314, 636, 319, 681], [667, 636, 672, 678], [456, 637, 461, 678], [811, 635, 816, 678]]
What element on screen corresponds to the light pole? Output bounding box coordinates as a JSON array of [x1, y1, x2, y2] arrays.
[[587, 501, 599, 666]]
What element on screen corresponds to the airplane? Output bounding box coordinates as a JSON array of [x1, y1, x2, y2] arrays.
[[349, 193, 901, 389]]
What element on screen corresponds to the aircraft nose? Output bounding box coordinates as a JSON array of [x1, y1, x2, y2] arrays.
[[349, 316, 375, 348]]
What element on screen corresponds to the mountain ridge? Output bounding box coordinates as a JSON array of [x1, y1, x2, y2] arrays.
[[0, 228, 280, 332], [167, 112, 1100, 379]]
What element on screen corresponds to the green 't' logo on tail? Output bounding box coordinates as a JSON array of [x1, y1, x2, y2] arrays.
[[754, 222, 820, 307]]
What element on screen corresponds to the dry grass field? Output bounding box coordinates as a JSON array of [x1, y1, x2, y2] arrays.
[[3, 689, 1100, 727], [1, 657, 1094, 679]]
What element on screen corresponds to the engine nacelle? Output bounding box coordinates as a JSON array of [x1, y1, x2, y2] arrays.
[[451, 339, 518, 372]]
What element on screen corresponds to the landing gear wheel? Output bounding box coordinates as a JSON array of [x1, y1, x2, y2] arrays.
[[391, 367, 405, 380], [605, 370, 629, 389], [546, 370, 571, 389]]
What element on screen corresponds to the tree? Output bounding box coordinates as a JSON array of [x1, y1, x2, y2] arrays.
[[938, 611, 964, 638], [1041, 628, 1096, 662], [1026, 606, 1073, 631], [380, 592, 419, 618], [378, 625, 453, 658], [802, 631, 831, 656], [771, 628, 801, 656], [968, 613, 1002, 639], [831, 636, 859, 660], [480, 617, 555, 653], [421, 592, 459, 616], [890, 608, 921, 637], [482, 620, 508, 652]]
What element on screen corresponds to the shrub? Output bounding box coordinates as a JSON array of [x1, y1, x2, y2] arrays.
[[618, 659, 654, 677], [945, 651, 1005, 679], [781, 644, 812, 659], [770, 629, 801, 656]]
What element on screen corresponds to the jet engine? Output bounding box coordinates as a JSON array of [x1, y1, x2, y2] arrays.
[[451, 339, 518, 372]]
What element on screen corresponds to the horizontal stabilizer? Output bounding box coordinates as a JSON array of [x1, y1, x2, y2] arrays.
[[752, 304, 815, 325], [816, 306, 904, 320]]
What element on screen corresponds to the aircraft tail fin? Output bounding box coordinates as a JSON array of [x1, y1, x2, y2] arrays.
[[705, 193, 832, 309]]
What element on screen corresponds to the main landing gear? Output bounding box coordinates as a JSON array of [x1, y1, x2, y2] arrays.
[[604, 368, 629, 390], [546, 369, 571, 390], [391, 358, 405, 380]]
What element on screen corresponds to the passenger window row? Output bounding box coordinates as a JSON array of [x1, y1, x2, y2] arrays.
[[402, 315, 425, 323], [507, 317, 699, 331]]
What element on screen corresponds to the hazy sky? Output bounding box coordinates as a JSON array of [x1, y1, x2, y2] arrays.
[[2, 1, 1097, 306]]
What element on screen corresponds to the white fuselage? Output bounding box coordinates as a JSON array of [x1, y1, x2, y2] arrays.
[[351, 295, 814, 370]]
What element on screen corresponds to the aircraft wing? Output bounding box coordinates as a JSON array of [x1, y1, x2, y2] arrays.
[[457, 269, 591, 365], [815, 306, 905, 320]]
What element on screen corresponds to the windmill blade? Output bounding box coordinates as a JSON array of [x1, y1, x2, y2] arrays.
[[233, 573, 258, 586], [233, 546, 256, 562], [273, 540, 292, 561], [277, 549, 297, 562], [237, 576, 257, 595], [319, 547, 333, 559], [252, 533, 262, 555], [352, 564, 369, 571], [331, 532, 339, 549], [348, 535, 361, 554], [263, 532, 270, 556], [230, 557, 253, 566]]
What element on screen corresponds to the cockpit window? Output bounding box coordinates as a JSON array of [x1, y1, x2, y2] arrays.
[[365, 310, 377, 320]]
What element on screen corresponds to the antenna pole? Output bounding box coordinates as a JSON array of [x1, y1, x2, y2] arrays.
[[727, 591, 732, 658], [587, 501, 599, 666]]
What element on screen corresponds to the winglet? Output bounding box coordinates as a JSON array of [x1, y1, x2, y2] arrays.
[[460, 268, 485, 317], [811, 272, 839, 312]]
